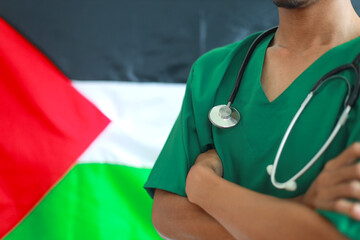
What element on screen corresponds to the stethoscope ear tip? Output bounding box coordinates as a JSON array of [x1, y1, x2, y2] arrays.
[[267, 164, 297, 191], [266, 164, 273, 175], [284, 181, 297, 192]]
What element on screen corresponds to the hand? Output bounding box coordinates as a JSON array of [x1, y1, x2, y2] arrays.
[[185, 149, 223, 203], [301, 143, 360, 220], [192, 149, 223, 177]]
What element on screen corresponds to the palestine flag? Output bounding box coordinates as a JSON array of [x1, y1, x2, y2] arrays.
[[0, 1, 289, 239], [0, 17, 165, 240]]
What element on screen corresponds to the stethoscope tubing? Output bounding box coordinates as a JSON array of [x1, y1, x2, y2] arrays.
[[269, 59, 360, 191], [209, 26, 360, 191], [269, 94, 351, 191], [228, 27, 278, 104], [268, 60, 359, 191]]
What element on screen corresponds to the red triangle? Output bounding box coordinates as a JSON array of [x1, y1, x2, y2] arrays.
[[0, 18, 110, 238]]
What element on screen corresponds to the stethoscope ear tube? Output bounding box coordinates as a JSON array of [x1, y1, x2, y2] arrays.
[[267, 93, 352, 191], [268, 60, 359, 191]]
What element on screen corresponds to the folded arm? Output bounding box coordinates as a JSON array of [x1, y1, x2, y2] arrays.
[[185, 164, 347, 240], [185, 144, 360, 240], [152, 189, 235, 240], [152, 143, 360, 240]]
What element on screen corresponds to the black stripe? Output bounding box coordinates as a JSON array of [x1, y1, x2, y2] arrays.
[[1, 0, 358, 83]]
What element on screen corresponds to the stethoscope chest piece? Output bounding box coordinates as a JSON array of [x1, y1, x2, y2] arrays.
[[208, 104, 240, 128]]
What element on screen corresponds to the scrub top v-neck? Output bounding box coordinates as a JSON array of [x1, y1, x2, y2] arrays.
[[145, 31, 360, 239]]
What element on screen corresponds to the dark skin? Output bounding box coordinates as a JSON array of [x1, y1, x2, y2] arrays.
[[153, 0, 360, 239]]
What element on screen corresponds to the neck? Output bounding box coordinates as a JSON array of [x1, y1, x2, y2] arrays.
[[275, 0, 360, 50]]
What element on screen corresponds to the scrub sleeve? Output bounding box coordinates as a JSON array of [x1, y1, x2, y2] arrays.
[[144, 67, 201, 198], [144, 35, 257, 198], [143, 53, 220, 198]]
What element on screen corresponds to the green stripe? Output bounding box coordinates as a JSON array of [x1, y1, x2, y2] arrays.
[[5, 163, 161, 240]]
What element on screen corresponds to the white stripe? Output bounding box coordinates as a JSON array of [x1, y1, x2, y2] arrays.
[[72, 81, 186, 168]]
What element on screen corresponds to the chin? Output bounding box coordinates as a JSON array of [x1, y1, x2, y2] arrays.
[[272, 0, 317, 9]]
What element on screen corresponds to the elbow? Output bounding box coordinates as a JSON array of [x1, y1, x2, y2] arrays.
[[152, 208, 171, 240], [152, 189, 177, 240]]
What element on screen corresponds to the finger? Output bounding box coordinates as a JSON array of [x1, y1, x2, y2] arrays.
[[325, 143, 360, 170], [333, 199, 360, 220], [329, 163, 360, 185], [326, 180, 360, 200]]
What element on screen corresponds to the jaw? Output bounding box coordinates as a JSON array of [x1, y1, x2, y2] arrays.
[[272, 0, 318, 9]]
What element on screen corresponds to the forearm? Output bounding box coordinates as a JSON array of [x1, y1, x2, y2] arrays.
[[186, 166, 348, 240], [152, 189, 236, 240]]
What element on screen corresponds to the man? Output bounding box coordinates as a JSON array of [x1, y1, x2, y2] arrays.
[[145, 0, 360, 239]]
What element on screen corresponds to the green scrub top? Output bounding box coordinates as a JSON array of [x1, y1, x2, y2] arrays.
[[144, 31, 360, 239]]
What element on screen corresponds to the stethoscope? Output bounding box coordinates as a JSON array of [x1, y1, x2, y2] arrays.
[[209, 26, 360, 191]]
